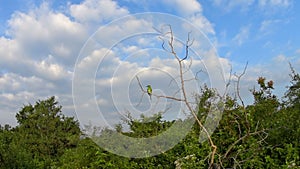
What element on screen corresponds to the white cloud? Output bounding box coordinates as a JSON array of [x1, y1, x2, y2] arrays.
[[211, 0, 255, 11], [211, 0, 291, 12], [70, 0, 129, 23], [233, 26, 250, 46], [273, 54, 288, 62], [4, 3, 87, 69], [189, 13, 215, 35], [259, 19, 282, 33], [0, 72, 59, 125], [122, 45, 139, 54], [0, 2, 88, 74], [0, 2, 89, 125], [77, 48, 115, 73], [163, 0, 202, 15], [259, 19, 290, 38], [34, 58, 72, 81], [258, 0, 292, 8], [162, 0, 214, 35], [0, 73, 52, 92], [0, 37, 25, 69]]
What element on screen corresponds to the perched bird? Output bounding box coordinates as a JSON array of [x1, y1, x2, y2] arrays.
[[146, 85, 152, 100]]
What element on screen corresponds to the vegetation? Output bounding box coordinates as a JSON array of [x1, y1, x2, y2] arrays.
[[0, 67, 299, 168]]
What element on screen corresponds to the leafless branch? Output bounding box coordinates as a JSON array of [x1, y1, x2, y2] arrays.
[[223, 64, 233, 98], [195, 69, 207, 81], [181, 31, 194, 61], [234, 62, 248, 108], [233, 62, 251, 134]]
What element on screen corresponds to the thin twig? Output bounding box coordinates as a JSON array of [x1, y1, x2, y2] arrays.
[[135, 76, 146, 107]]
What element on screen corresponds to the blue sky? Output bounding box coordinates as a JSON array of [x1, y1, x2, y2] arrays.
[[0, 0, 299, 126]]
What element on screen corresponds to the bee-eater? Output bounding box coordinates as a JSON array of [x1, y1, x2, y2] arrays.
[[146, 85, 152, 100]]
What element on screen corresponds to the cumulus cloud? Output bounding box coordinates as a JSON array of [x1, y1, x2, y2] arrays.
[[34, 57, 72, 81], [163, 0, 202, 15], [162, 0, 214, 35], [189, 13, 215, 35], [4, 3, 87, 67], [70, 0, 129, 23], [0, 73, 56, 125], [0, 2, 88, 125]]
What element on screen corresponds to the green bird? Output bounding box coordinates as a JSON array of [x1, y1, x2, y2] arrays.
[[146, 85, 152, 100]]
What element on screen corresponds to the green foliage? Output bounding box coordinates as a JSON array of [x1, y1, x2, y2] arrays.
[[282, 66, 300, 146], [124, 113, 175, 138], [285, 65, 300, 108], [57, 138, 100, 168], [0, 96, 81, 168]]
